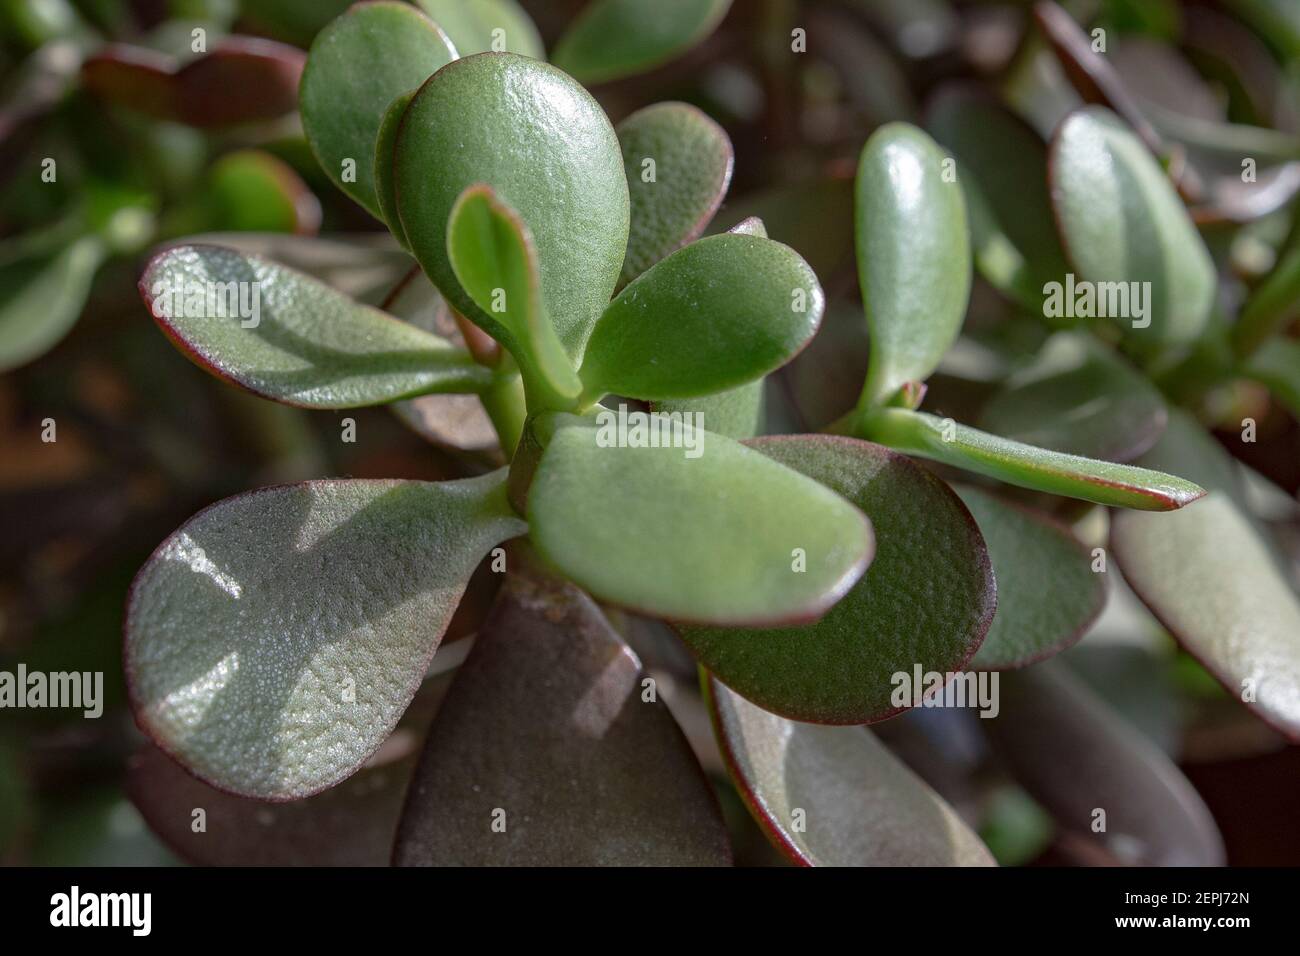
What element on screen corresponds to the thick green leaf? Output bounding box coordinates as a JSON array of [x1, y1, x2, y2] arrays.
[[927, 86, 1068, 300], [373, 91, 414, 246], [0, 235, 104, 372], [959, 486, 1104, 670], [707, 677, 995, 866], [579, 234, 823, 401], [300, 2, 457, 219], [141, 244, 491, 408], [204, 150, 321, 236], [1244, 337, 1300, 420], [978, 332, 1168, 462], [395, 53, 628, 361], [1049, 107, 1215, 346], [446, 185, 581, 408], [985, 662, 1224, 865], [125, 472, 526, 799], [414, 0, 543, 58], [394, 568, 730, 865], [527, 416, 872, 626], [617, 102, 734, 285], [855, 122, 971, 407], [860, 407, 1205, 511], [680, 436, 993, 723], [1112, 410, 1300, 740], [652, 380, 764, 440], [552, 0, 732, 84]]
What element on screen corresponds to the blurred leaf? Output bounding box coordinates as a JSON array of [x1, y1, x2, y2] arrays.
[[1112, 410, 1300, 741], [680, 436, 992, 723], [1049, 107, 1215, 346], [1235, 226, 1300, 356], [300, 2, 456, 219], [927, 86, 1067, 303], [141, 244, 491, 408], [855, 122, 970, 407], [125, 472, 526, 799], [617, 101, 733, 285], [711, 175, 855, 280], [239, 0, 353, 47], [652, 380, 764, 440], [527, 415, 872, 626], [82, 37, 304, 128], [706, 677, 995, 866], [1243, 337, 1300, 419], [394, 568, 730, 865], [979, 332, 1168, 462], [414, 0, 543, 58], [552, 0, 732, 84], [984, 661, 1225, 865], [861, 407, 1205, 511], [0, 234, 104, 372], [960, 486, 1104, 670], [580, 234, 823, 401], [446, 184, 581, 408], [395, 53, 628, 361], [204, 149, 320, 235]]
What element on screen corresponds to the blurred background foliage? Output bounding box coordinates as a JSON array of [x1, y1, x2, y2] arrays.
[[1, 0, 1299, 866]]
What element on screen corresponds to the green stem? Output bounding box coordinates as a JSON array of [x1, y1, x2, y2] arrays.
[[480, 371, 527, 458]]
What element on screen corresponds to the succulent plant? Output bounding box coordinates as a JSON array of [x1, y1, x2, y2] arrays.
[[4, 0, 1286, 868]]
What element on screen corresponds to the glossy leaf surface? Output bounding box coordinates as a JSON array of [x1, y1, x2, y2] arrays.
[[855, 122, 971, 406], [680, 436, 993, 723], [618, 102, 733, 285], [395, 53, 628, 361], [527, 417, 872, 626], [141, 244, 490, 408], [579, 234, 823, 401], [125, 473, 526, 799], [300, 2, 457, 219], [414, 0, 543, 57]]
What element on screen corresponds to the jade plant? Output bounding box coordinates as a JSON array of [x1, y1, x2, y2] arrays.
[[118, 0, 1300, 867]]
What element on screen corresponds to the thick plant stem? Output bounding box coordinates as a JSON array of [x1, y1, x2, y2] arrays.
[[481, 372, 527, 458]]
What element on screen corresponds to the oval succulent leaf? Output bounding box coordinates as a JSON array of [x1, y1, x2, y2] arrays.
[[855, 122, 971, 407], [446, 185, 582, 407], [0, 236, 105, 373], [1049, 107, 1216, 347], [985, 662, 1225, 865], [680, 436, 993, 723], [959, 486, 1104, 670], [527, 416, 873, 626], [978, 332, 1168, 462], [141, 244, 492, 408], [83, 37, 305, 128], [374, 91, 415, 246], [1111, 410, 1300, 741], [300, 1, 457, 219], [552, 0, 733, 84], [617, 102, 734, 285], [414, 0, 544, 58], [579, 234, 824, 401], [860, 407, 1205, 511], [395, 53, 629, 362], [125, 472, 526, 800], [707, 677, 996, 866], [395, 569, 730, 865]]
